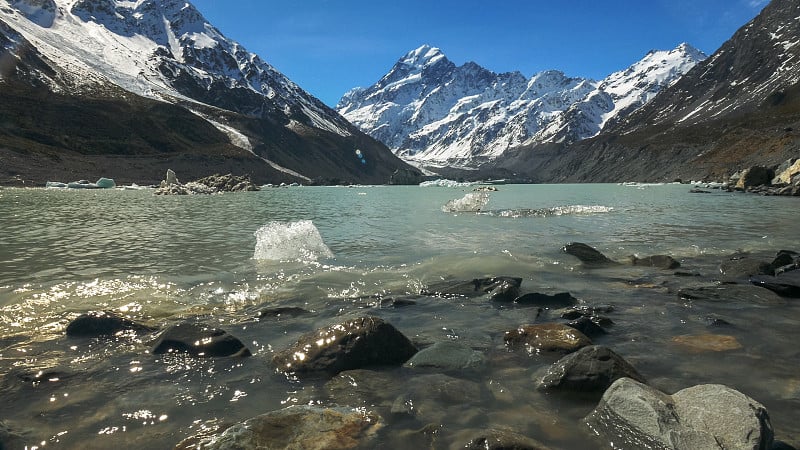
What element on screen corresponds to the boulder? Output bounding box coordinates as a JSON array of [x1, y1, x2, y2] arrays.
[[629, 255, 681, 270], [404, 341, 486, 370], [422, 277, 522, 302], [514, 292, 578, 308], [671, 334, 743, 353], [272, 316, 417, 376], [770, 250, 799, 274], [736, 165, 774, 189], [504, 323, 592, 355], [584, 378, 773, 450], [772, 158, 800, 185], [150, 322, 251, 357], [537, 345, 646, 394], [719, 254, 773, 280], [750, 271, 800, 298], [460, 428, 552, 450], [196, 406, 383, 450], [562, 242, 618, 267], [66, 311, 155, 337], [565, 316, 608, 337]]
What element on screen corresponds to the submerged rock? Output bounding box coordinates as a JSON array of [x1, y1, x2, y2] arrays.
[[150, 322, 251, 357], [66, 311, 155, 337], [629, 254, 681, 269], [422, 276, 522, 302], [719, 253, 773, 280], [678, 284, 786, 306], [196, 405, 383, 450], [750, 272, 800, 298], [514, 292, 577, 308], [562, 242, 618, 267], [0, 420, 26, 449], [537, 345, 646, 394], [504, 323, 592, 355], [389, 373, 482, 420], [404, 340, 486, 370], [461, 428, 552, 450], [584, 378, 773, 450], [272, 316, 417, 377], [671, 334, 743, 353]]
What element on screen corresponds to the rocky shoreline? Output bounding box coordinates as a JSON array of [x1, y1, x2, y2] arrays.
[[5, 243, 796, 449]]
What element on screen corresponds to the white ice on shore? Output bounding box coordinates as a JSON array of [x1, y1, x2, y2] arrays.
[[253, 220, 334, 262]]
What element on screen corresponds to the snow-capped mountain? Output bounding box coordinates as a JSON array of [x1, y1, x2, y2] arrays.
[[497, 0, 800, 184], [0, 0, 412, 185], [337, 44, 704, 167]]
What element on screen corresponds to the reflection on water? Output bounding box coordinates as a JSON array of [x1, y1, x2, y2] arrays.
[[0, 184, 799, 448]]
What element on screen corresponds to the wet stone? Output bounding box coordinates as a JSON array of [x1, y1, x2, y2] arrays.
[[562, 242, 618, 266], [678, 284, 786, 306], [565, 316, 608, 337], [255, 306, 312, 319], [422, 276, 522, 302], [194, 405, 383, 450], [504, 323, 592, 355], [536, 345, 646, 394], [272, 316, 417, 377], [514, 292, 577, 308], [584, 378, 774, 450], [150, 322, 251, 357], [671, 334, 743, 353], [719, 254, 773, 280], [750, 271, 800, 298], [629, 254, 681, 270], [404, 340, 486, 370], [66, 310, 155, 337], [460, 428, 553, 450]]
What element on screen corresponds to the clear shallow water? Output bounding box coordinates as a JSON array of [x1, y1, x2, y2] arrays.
[[0, 184, 799, 448]]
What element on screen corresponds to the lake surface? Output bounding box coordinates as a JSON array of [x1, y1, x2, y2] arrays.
[[0, 183, 798, 448]]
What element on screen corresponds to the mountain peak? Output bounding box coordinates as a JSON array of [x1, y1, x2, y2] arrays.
[[401, 44, 447, 68]]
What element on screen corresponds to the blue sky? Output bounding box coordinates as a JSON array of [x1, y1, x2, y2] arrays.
[[190, 0, 769, 107]]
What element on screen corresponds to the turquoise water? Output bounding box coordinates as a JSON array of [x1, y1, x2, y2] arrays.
[[0, 184, 798, 448]]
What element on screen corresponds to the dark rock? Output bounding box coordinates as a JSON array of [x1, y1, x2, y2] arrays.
[[504, 323, 592, 355], [689, 188, 712, 193], [771, 250, 800, 274], [537, 345, 646, 394], [772, 440, 798, 450], [720, 253, 773, 280], [679, 284, 786, 306], [562, 242, 618, 266], [404, 341, 486, 370], [194, 405, 383, 450], [422, 277, 522, 302], [462, 429, 552, 450], [150, 322, 251, 357], [66, 311, 155, 337], [389, 373, 481, 420], [750, 271, 800, 298], [705, 314, 734, 328], [736, 165, 774, 189], [584, 378, 773, 450], [514, 292, 577, 308], [629, 255, 681, 270], [272, 316, 417, 377], [566, 316, 608, 337], [256, 306, 311, 319]]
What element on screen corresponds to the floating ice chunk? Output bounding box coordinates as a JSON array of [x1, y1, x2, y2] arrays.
[[442, 192, 490, 213], [253, 221, 334, 262]]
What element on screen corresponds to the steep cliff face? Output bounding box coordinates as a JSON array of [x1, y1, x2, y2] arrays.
[[338, 44, 703, 168], [0, 0, 413, 185]]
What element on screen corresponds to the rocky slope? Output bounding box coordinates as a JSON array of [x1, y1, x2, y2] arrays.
[[497, 0, 800, 183], [337, 44, 704, 168], [0, 0, 413, 185]]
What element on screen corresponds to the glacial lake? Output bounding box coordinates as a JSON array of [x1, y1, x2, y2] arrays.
[[0, 183, 798, 448]]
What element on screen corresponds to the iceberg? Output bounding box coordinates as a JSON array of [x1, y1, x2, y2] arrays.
[[442, 192, 490, 213], [253, 221, 334, 262]]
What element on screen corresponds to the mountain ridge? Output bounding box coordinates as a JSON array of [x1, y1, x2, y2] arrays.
[[337, 43, 705, 168], [0, 0, 415, 185]]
